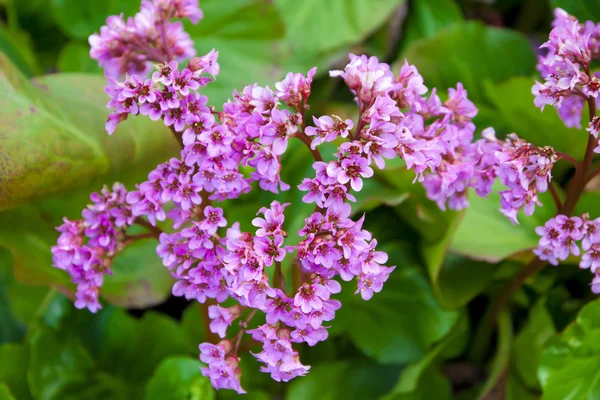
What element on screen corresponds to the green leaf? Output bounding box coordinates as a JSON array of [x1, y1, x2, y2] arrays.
[[186, 0, 286, 106], [0, 384, 16, 400], [382, 366, 452, 400], [285, 360, 401, 400], [401, 21, 536, 104], [0, 55, 179, 210], [0, 343, 31, 400], [513, 298, 556, 390], [144, 357, 215, 400], [483, 77, 587, 165], [479, 312, 513, 398], [28, 303, 192, 400], [57, 42, 102, 73], [383, 313, 468, 398], [449, 187, 555, 263], [550, 0, 600, 21], [0, 24, 40, 77], [331, 256, 459, 364], [575, 191, 600, 219], [277, 0, 404, 54], [49, 0, 139, 40], [539, 298, 600, 400], [400, 0, 463, 52]]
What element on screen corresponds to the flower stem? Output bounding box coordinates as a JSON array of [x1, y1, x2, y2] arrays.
[[273, 261, 285, 290], [135, 218, 164, 236]]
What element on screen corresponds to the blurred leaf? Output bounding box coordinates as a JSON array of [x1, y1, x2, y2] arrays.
[[449, 187, 555, 263], [400, 0, 463, 52], [575, 191, 600, 219], [332, 256, 459, 364], [0, 25, 40, 76], [101, 239, 174, 309], [383, 313, 468, 398], [506, 372, 540, 400], [483, 77, 587, 162], [28, 304, 192, 400], [187, 0, 286, 106], [285, 360, 400, 400], [0, 249, 26, 344], [382, 366, 452, 400], [49, 0, 139, 40], [551, 0, 600, 21], [144, 357, 214, 400], [0, 343, 31, 400], [513, 298, 556, 390], [0, 55, 179, 210], [277, 0, 403, 54], [0, 385, 16, 400], [539, 298, 600, 400], [479, 311, 513, 399], [57, 42, 102, 73], [401, 21, 536, 104]]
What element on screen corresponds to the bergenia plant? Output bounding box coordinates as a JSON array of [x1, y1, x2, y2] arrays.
[[49, 0, 600, 393]]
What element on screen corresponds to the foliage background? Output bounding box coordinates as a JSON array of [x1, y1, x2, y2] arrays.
[[2, 0, 600, 399]]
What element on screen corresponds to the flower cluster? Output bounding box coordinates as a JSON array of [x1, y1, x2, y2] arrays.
[[51, 183, 135, 312], [89, 0, 202, 78], [535, 214, 600, 291], [533, 8, 600, 133], [55, 0, 600, 393]]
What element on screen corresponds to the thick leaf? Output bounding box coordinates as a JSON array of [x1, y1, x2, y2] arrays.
[[57, 42, 102, 73], [539, 298, 600, 400], [382, 313, 468, 398], [331, 256, 459, 364], [285, 360, 401, 400], [483, 77, 588, 164], [0, 343, 31, 400], [277, 0, 403, 54], [144, 357, 214, 400], [513, 298, 556, 390], [0, 385, 16, 400], [401, 21, 536, 104], [0, 55, 179, 210], [185, 0, 286, 106], [449, 187, 555, 263], [50, 0, 139, 39], [479, 312, 513, 398], [382, 366, 452, 400], [399, 0, 463, 52], [28, 302, 192, 400], [551, 0, 600, 21]]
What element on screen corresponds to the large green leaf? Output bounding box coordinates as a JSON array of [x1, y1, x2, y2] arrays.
[[399, 0, 463, 53], [57, 42, 102, 74], [285, 360, 401, 400], [539, 299, 600, 400], [0, 384, 16, 400], [551, 0, 600, 21], [381, 366, 452, 400], [401, 21, 536, 104], [0, 343, 31, 400], [50, 0, 139, 40], [483, 77, 588, 163], [28, 302, 192, 400], [513, 298, 556, 390], [382, 313, 468, 398], [449, 187, 555, 263], [277, 0, 404, 54], [0, 55, 179, 210], [185, 0, 286, 106], [144, 357, 214, 400], [331, 251, 459, 364]]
